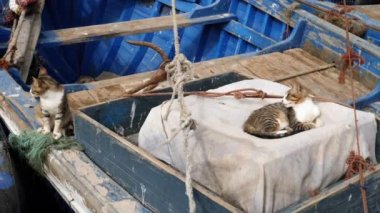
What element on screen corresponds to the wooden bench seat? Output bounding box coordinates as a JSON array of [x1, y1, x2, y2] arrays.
[[68, 48, 373, 110]]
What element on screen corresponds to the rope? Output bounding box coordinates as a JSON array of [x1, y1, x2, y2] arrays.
[[341, 0, 369, 212], [167, 0, 196, 212], [294, 0, 378, 32], [345, 151, 374, 179]]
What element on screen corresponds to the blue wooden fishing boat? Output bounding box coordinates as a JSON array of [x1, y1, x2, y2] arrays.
[[290, 0, 380, 46], [0, 0, 380, 212]]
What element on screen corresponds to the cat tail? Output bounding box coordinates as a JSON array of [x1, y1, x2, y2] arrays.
[[243, 125, 293, 139]]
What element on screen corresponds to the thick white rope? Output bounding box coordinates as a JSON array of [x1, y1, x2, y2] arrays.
[[165, 0, 196, 212]]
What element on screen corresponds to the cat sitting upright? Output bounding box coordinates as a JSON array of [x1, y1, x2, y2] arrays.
[[243, 82, 321, 138], [30, 67, 71, 139]]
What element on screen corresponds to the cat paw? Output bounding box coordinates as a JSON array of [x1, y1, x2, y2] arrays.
[[285, 127, 293, 132], [315, 118, 323, 128], [37, 127, 43, 133], [53, 132, 62, 140], [307, 122, 316, 129], [41, 128, 51, 135], [276, 130, 288, 134]]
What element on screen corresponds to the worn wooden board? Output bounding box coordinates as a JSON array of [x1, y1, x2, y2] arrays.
[[39, 13, 234, 47], [280, 164, 380, 213], [68, 48, 373, 111], [355, 5, 380, 22], [0, 72, 150, 213], [75, 73, 249, 213]]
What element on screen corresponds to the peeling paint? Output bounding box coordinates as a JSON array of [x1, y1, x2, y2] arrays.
[[45, 172, 92, 213], [6, 94, 20, 98], [130, 101, 137, 129], [141, 184, 146, 205], [319, 33, 342, 48], [0, 172, 14, 189]]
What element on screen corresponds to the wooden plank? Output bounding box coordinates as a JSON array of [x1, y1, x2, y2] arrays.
[[280, 165, 380, 213], [0, 72, 149, 213], [281, 49, 372, 102], [38, 13, 235, 47], [68, 48, 373, 110], [74, 74, 249, 213], [19, 0, 45, 81], [354, 5, 380, 22], [223, 20, 276, 49]]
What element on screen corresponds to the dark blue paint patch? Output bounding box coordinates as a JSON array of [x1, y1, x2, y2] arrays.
[[101, 181, 134, 202], [0, 172, 14, 190], [76, 73, 248, 212]]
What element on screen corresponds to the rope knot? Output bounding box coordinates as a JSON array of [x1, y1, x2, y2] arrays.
[[165, 53, 193, 86], [339, 47, 365, 84], [257, 90, 267, 99], [345, 151, 374, 179], [181, 116, 196, 130], [232, 92, 245, 99]]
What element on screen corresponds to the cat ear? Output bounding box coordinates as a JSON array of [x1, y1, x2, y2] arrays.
[[299, 84, 309, 96], [32, 77, 40, 85], [39, 66, 48, 77], [288, 80, 299, 90]]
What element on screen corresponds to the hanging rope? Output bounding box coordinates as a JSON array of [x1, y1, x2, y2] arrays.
[[340, 1, 371, 212], [166, 0, 196, 212]]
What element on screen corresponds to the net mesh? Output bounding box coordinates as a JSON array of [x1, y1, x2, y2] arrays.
[[8, 131, 82, 175]]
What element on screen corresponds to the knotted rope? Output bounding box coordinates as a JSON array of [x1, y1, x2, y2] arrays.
[[165, 0, 196, 212], [340, 0, 370, 212]]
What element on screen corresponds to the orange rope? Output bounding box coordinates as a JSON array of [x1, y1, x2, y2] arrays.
[[339, 47, 365, 84], [345, 151, 374, 179], [341, 0, 370, 212]]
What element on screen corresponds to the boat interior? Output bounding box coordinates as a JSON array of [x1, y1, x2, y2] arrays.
[[0, 0, 380, 212], [0, 0, 373, 111]]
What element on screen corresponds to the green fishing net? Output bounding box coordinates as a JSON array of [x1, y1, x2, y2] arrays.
[[8, 131, 83, 175]]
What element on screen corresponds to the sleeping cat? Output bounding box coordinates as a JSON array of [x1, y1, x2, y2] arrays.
[[30, 67, 71, 139], [243, 82, 321, 138]]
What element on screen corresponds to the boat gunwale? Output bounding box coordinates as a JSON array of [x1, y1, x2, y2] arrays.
[[74, 77, 246, 212]]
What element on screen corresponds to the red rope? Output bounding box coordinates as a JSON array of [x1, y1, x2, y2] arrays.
[[16, 0, 38, 8], [4, 9, 17, 26], [345, 151, 374, 179], [341, 0, 370, 212], [339, 47, 365, 84]]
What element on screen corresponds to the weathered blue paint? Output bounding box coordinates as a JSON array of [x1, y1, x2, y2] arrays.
[[188, 0, 231, 18], [290, 0, 380, 46], [355, 82, 380, 108], [0, 172, 14, 190], [0, 0, 289, 84], [76, 73, 248, 213], [0, 69, 150, 213], [222, 20, 276, 49], [292, 10, 380, 106], [0, 120, 19, 211], [0, 70, 94, 128], [0, 0, 379, 211], [0, 0, 378, 82]]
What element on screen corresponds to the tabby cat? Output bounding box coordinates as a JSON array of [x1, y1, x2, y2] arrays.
[[30, 67, 71, 139], [243, 82, 321, 138]]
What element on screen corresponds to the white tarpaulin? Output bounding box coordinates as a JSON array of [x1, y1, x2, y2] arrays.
[[138, 79, 377, 212]]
